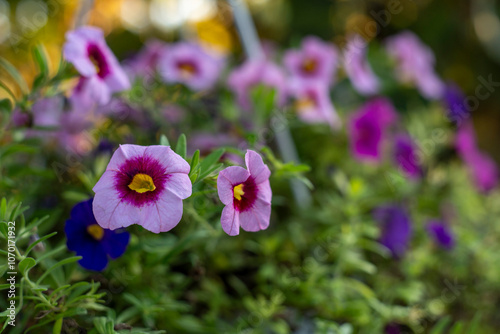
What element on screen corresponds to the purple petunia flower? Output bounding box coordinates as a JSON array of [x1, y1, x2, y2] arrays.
[[349, 97, 398, 162], [426, 220, 455, 250], [92, 144, 192, 233], [343, 34, 380, 95], [442, 83, 468, 125], [385, 31, 444, 100], [284, 36, 339, 86], [158, 42, 223, 91], [288, 80, 341, 129], [394, 134, 423, 179], [63, 26, 130, 105], [65, 198, 130, 271], [227, 59, 287, 111], [373, 205, 412, 258], [456, 122, 498, 192], [217, 150, 272, 236], [124, 39, 166, 80]]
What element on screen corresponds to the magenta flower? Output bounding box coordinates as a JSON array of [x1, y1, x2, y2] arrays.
[[284, 36, 338, 86], [63, 26, 130, 105], [158, 42, 223, 91], [394, 134, 423, 179], [343, 35, 380, 95], [456, 122, 498, 192], [92, 145, 192, 233], [288, 80, 340, 129], [217, 150, 272, 236], [227, 59, 287, 111], [349, 97, 398, 162], [385, 31, 444, 100]]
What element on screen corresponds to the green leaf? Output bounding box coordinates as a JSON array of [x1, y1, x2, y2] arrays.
[[52, 317, 63, 334], [466, 312, 481, 334], [198, 148, 225, 180], [0, 57, 29, 93], [19, 257, 36, 276], [36, 256, 81, 284], [25, 232, 57, 256], [160, 134, 170, 146], [430, 316, 451, 334], [175, 134, 187, 159], [189, 150, 200, 180], [33, 45, 49, 77], [0, 81, 16, 100]]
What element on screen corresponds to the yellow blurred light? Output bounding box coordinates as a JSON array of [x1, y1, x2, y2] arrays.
[[121, 0, 150, 33], [474, 11, 500, 43], [193, 18, 233, 54], [150, 0, 217, 32]]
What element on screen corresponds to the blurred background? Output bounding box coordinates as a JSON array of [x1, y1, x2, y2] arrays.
[[0, 0, 499, 155]]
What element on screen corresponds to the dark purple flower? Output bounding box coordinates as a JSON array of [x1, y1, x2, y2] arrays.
[[442, 83, 468, 125], [65, 198, 130, 271], [384, 324, 401, 334], [385, 31, 444, 99], [394, 134, 423, 179], [63, 26, 130, 105], [284, 36, 339, 86], [227, 59, 287, 111], [158, 42, 223, 91], [349, 97, 398, 162], [427, 220, 455, 250], [456, 122, 498, 192], [373, 205, 412, 258]]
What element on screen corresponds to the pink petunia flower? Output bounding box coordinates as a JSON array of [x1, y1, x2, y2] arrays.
[[227, 59, 287, 111], [217, 150, 272, 236], [343, 34, 380, 96], [288, 80, 341, 130], [158, 42, 223, 91], [456, 122, 498, 192], [284, 36, 339, 86], [92, 145, 192, 233], [385, 31, 444, 100], [63, 26, 130, 105]]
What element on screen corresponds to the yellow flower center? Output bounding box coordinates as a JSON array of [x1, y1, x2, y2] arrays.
[[295, 97, 316, 111], [233, 183, 245, 201], [302, 58, 317, 73], [128, 173, 156, 193], [87, 224, 104, 241], [178, 63, 196, 78]]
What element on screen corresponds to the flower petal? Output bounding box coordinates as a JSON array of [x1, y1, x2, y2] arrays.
[[105, 144, 146, 171], [239, 198, 271, 232], [165, 173, 192, 199], [221, 205, 240, 236], [139, 192, 184, 233], [102, 229, 130, 259], [145, 145, 190, 174], [245, 150, 271, 184], [74, 240, 109, 271], [93, 187, 139, 230], [217, 166, 250, 206]]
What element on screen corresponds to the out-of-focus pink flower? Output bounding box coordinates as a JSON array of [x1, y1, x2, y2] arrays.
[[217, 150, 272, 236], [385, 31, 444, 100], [456, 122, 498, 192], [284, 36, 339, 86], [63, 26, 130, 105], [124, 39, 166, 80], [394, 134, 423, 179], [288, 80, 340, 130], [93, 145, 192, 233], [158, 42, 223, 91], [349, 97, 398, 162], [189, 132, 245, 165], [227, 59, 287, 111], [343, 34, 380, 96]]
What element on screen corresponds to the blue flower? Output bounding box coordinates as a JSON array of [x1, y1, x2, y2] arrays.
[[373, 205, 412, 258], [65, 198, 130, 271], [427, 220, 455, 250]]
